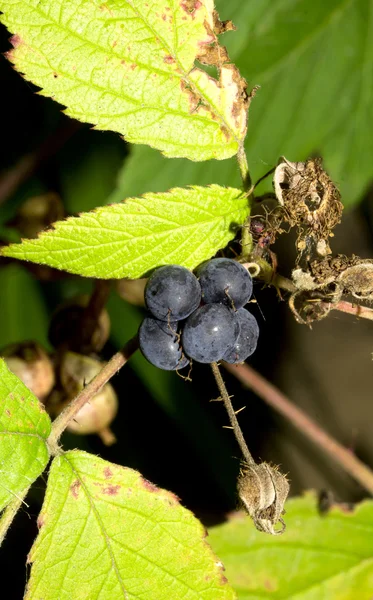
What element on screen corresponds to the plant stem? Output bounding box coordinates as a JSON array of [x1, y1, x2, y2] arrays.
[[0, 487, 30, 547], [210, 362, 255, 465], [237, 145, 251, 191], [237, 146, 254, 258], [224, 362, 373, 495], [48, 336, 139, 451], [329, 300, 373, 321]]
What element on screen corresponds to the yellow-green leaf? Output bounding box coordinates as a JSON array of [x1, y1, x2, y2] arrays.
[[110, 0, 373, 207], [2, 185, 249, 279], [0, 359, 51, 512], [208, 493, 373, 599], [0, 0, 248, 161], [26, 450, 236, 600]]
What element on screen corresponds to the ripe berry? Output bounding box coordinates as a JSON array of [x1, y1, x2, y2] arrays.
[[145, 265, 201, 321], [222, 308, 259, 364], [139, 317, 189, 371], [196, 258, 253, 309], [182, 304, 240, 363]]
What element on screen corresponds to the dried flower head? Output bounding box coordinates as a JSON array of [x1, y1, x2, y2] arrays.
[[237, 461, 290, 535]]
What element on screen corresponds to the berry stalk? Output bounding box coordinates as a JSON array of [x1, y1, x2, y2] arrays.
[[210, 361, 255, 466]]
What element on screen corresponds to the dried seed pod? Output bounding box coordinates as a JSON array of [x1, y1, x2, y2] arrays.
[[274, 159, 306, 207], [288, 290, 334, 325], [237, 461, 289, 535], [49, 294, 110, 353], [2, 341, 55, 401], [274, 157, 342, 235], [274, 157, 343, 267], [59, 352, 118, 445], [337, 262, 373, 300]]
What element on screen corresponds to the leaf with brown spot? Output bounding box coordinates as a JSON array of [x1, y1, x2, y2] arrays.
[[26, 450, 236, 599], [0, 0, 249, 161], [103, 467, 113, 479], [69, 480, 81, 499], [208, 493, 373, 600]]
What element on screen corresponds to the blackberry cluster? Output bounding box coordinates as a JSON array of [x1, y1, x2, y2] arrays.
[[139, 259, 259, 370]]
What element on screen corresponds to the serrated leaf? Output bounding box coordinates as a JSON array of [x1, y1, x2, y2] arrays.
[[0, 0, 248, 161], [0, 359, 51, 512], [208, 493, 373, 600], [110, 0, 373, 207], [1, 185, 249, 279], [26, 450, 236, 600]]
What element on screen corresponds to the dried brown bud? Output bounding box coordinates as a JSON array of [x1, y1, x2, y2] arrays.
[[8, 192, 64, 239], [116, 278, 147, 306], [288, 289, 333, 325], [49, 294, 110, 353], [2, 341, 55, 401], [237, 461, 290, 535], [58, 352, 118, 445], [337, 262, 373, 300]]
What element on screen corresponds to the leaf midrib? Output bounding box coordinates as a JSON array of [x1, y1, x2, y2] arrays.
[[15, 0, 240, 144], [0, 431, 47, 442], [9, 202, 245, 247], [63, 454, 222, 600]]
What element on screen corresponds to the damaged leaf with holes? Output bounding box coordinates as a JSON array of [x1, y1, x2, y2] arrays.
[[0, 360, 51, 512], [0, 0, 250, 161], [25, 450, 236, 600]]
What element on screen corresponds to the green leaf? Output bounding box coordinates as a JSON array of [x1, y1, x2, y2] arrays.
[[208, 493, 373, 599], [232, 0, 373, 207], [0, 264, 49, 349], [0, 359, 51, 512], [0, 0, 248, 161], [59, 131, 127, 214], [110, 0, 373, 207], [26, 450, 236, 600], [2, 185, 249, 279]]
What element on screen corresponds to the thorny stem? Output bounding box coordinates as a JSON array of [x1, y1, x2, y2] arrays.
[[225, 362, 373, 495], [48, 336, 139, 452], [0, 487, 30, 547], [328, 300, 373, 321], [210, 362, 255, 466]]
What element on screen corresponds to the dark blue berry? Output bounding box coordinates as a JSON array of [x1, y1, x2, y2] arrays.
[[182, 304, 240, 363], [222, 308, 259, 364], [196, 258, 253, 309], [139, 317, 189, 371], [145, 265, 201, 321]]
